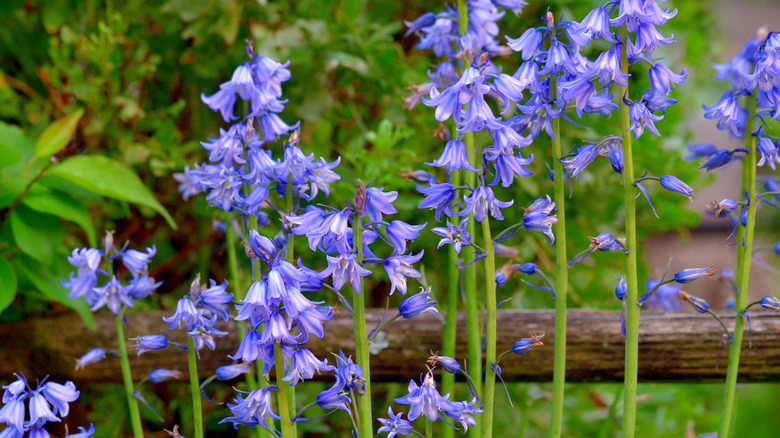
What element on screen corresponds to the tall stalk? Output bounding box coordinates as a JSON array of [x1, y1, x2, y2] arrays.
[[274, 344, 294, 438], [441, 167, 460, 438], [352, 207, 373, 437], [480, 218, 497, 438], [718, 90, 758, 438], [548, 75, 569, 438], [618, 27, 640, 438], [463, 131, 481, 438], [285, 174, 298, 437], [187, 337, 203, 438], [115, 314, 144, 438]]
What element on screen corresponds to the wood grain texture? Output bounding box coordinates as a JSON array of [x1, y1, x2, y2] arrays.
[[2, 309, 778, 383]]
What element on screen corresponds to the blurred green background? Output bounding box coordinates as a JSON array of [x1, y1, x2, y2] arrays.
[[1, 0, 778, 436]]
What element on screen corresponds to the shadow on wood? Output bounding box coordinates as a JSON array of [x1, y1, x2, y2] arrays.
[[1, 309, 778, 383]]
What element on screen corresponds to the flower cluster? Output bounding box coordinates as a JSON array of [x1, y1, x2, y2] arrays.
[[0, 374, 93, 437], [62, 232, 161, 315], [162, 275, 234, 352]]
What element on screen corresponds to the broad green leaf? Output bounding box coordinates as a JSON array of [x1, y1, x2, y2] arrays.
[[23, 185, 97, 246], [34, 108, 84, 157], [47, 155, 177, 229], [0, 142, 21, 169], [0, 179, 25, 209], [0, 257, 17, 314], [12, 256, 95, 330], [9, 206, 63, 265]]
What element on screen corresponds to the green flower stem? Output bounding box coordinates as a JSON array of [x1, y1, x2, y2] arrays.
[[187, 337, 203, 438], [426, 419, 434, 438], [274, 343, 294, 438], [549, 74, 569, 438], [441, 167, 460, 438], [463, 131, 481, 438], [719, 88, 759, 438], [115, 314, 144, 438], [480, 217, 497, 438], [285, 174, 298, 438], [619, 26, 640, 438], [352, 209, 373, 438]]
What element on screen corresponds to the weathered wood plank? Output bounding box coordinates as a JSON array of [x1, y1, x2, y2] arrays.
[[1, 309, 778, 383]]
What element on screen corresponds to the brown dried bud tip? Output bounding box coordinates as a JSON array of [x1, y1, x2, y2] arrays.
[[545, 11, 555, 28], [353, 179, 367, 216], [289, 128, 300, 146], [432, 123, 451, 141], [757, 26, 769, 41]]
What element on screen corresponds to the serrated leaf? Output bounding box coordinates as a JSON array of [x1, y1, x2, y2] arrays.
[[35, 108, 84, 157], [0, 257, 17, 314], [46, 155, 177, 229], [22, 185, 97, 246], [0, 142, 21, 169], [13, 256, 95, 330], [9, 206, 63, 265]]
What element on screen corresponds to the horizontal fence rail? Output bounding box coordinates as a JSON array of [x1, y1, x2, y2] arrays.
[[2, 309, 778, 383]]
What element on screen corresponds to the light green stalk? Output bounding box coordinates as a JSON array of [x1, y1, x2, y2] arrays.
[[718, 89, 758, 438], [187, 337, 203, 438], [274, 344, 294, 438], [548, 75, 569, 438], [618, 26, 640, 438], [441, 167, 460, 438], [480, 218, 497, 438], [285, 174, 298, 437], [115, 314, 144, 438], [352, 207, 373, 437], [463, 131, 482, 438]]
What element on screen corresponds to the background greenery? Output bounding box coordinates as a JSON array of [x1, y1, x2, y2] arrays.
[[1, 0, 777, 436]]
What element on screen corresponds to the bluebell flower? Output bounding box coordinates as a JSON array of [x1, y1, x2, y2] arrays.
[[486, 150, 534, 187], [698, 148, 748, 172], [377, 406, 413, 438], [315, 378, 351, 414], [399, 287, 439, 319], [74, 348, 111, 370], [386, 221, 427, 255], [432, 218, 472, 255], [130, 334, 170, 356], [441, 397, 482, 432], [512, 60, 539, 90], [163, 297, 199, 330], [334, 350, 365, 394], [506, 27, 544, 60], [249, 230, 277, 264], [674, 267, 716, 284], [589, 44, 630, 86], [560, 144, 599, 181], [148, 369, 182, 383], [495, 271, 507, 288], [200, 63, 254, 122], [572, 7, 615, 43], [230, 330, 263, 362], [64, 424, 95, 438], [659, 175, 695, 201], [627, 99, 662, 138], [490, 73, 529, 109], [648, 64, 687, 96], [679, 292, 710, 313], [487, 118, 532, 153], [610, 0, 652, 31], [283, 348, 333, 386], [759, 295, 780, 310], [459, 185, 513, 222], [757, 136, 780, 170], [394, 371, 451, 422], [568, 233, 627, 267], [216, 362, 252, 380], [629, 23, 675, 57], [703, 91, 746, 138], [522, 196, 557, 244], [615, 275, 627, 301], [605, 142, 624, 173], [0, 376, 81, 434], [321, 253, 371, 292], [220, 387, 281, 429], [428, 353, 462, 374], [639, 279, 682, 311], [512, 333, 544, 355], [427, 139, 481, 172], [200, 124, 249, 167], [384, 251, 424, 295], [514, 262, 538, 275], [559, 77, 595, 117], [423, 66, 489, 124], [365, 187, 399, 221], [684, 143, 718, 161]]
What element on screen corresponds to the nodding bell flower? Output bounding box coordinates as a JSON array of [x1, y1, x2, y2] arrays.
[[673, 267, 716, 284], [148, 369, 183, 383], [659, 175, 695, 201], [707, 198, 738, 217], [512, 333, 545, 355], [521, 196, 557, 245], [74, 348, 112, 370], [679, 291, 711, 313], [759, 295, 780, 311], [427, 352, 462, 374], [615, 275, 627, 301], [514, 262, 538, 275], [399, 287, 439, 319]]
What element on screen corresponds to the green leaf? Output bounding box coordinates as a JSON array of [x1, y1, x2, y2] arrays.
[[34, 108, 84, 157], [9, 206, 63, 265], [0, 257, 17, 314], [22, 185, 97, 246], [46, 155, 177, 229], [0, 179, 25, 209], [12, 256, 95, 330], [0, 142, 21, 169]]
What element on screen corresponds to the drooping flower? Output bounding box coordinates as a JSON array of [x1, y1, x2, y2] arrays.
[[383, 252, 424, 295]]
